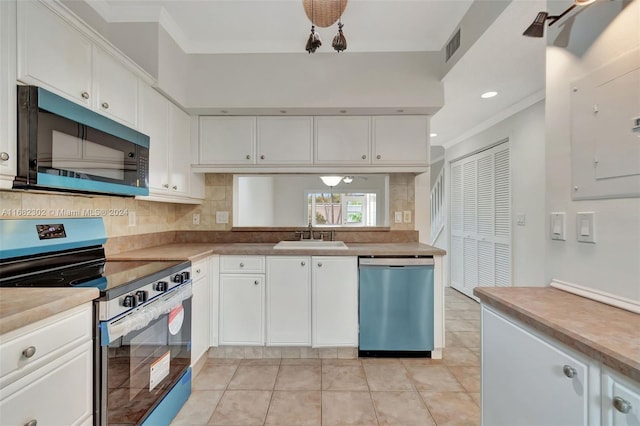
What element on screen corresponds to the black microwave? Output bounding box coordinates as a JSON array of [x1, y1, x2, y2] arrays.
[[15, 85, 150, 196]]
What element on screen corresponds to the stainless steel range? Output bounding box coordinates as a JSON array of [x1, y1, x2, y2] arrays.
[[0, 218, 192, 426]]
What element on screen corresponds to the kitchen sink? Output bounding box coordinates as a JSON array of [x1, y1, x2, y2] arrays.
[[273, 240, 348, 250]]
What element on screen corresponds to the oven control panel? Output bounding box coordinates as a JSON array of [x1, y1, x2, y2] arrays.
[[99, 266, 191, 320]]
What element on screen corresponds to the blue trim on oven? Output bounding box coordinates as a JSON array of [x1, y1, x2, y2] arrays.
[[141, 368, 192, 426], [37, 87, 150, 148]]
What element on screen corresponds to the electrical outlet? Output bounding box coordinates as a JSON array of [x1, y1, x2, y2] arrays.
[[192, 213, 200, 225], [516, 213, 526, 226], [216, 211, 229, 224], [394, 211, 403, 223], [403, 211, 411, 223], [128, 211, 136, 227]]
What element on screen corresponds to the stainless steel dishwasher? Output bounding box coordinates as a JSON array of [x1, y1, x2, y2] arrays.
[[358, 257, 434, 357]]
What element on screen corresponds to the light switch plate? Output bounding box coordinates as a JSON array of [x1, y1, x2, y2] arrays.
[[516, 213, 526, 226], [394, 211, 402, 223], [128, 211, 136, 227], [576, 211, 596, 243], [550, 212, 566, 241], [403, 211, 412, 223], [216, 211, 229, 224]]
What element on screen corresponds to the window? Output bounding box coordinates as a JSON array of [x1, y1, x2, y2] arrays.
[[307, 192, 377, 226]]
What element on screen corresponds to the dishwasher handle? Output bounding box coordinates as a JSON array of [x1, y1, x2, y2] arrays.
[[359, 257, 434, 267]]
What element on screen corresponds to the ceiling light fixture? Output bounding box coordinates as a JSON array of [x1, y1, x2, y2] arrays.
[[342, 176, 354, 184], [481, 91, 498, 99], [523, 0, 597, 38], [320, 176, 343, 187]]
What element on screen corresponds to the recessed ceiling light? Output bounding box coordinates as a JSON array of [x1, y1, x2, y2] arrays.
[[339, 110, 347, 114], [220, 110, 229, 114], [481, 91, 498, 99], [396, 109, 404, 113], [280, 110, 287, 114], [430, 133, 438, 138]]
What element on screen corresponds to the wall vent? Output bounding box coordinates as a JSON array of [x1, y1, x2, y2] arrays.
[[446, 29, 461, 62]]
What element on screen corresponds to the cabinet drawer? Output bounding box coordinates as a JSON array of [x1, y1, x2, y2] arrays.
[[0, 303, 92, 385], [221, 256, 265, 273], [0, 340, 93, 426], [192, 258, 211, 281]]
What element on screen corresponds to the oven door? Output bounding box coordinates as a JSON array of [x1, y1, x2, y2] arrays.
[[97, 284, 192, 426]]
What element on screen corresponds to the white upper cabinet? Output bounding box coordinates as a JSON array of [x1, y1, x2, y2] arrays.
[[139, 84, 169, 194], [168, 102, 191, 196], [17, 0, 92, 106], [93, 48, 138, 127], [372, 116, 429, 165], [314, 116, 371, 165], [257, 117, 313, 164], [199, 117, 256, 165], [17, 0, 142, 127], [0, 0, 16, 190]]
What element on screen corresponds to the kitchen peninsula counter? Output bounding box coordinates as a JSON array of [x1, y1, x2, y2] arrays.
[[107, 242, 446, 261], [474, 286, 640, 383], [0, 288, 98, 335]]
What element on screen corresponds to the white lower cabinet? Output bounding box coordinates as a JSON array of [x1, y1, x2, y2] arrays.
[[482, 305, 600, 426], [266, 256, 311, 346], [191, 257, 211, 365], [0, 303, 93, 426], [602, 367, 640, 426], [312, 256, 358, 347], [219, 256, 266, 346]]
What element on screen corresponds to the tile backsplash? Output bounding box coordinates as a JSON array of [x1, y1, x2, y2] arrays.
[[0, 173, 414, 237]]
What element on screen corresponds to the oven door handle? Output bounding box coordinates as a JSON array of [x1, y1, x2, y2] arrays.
[[100, 283, 192, 345]]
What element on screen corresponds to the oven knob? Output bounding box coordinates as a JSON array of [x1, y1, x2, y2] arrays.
[[154, 281, 168, 292], [181, 271, 190, 281], [172, 274, 184, 284], [135, 290, 148, 304], [122, 295, 137, 308]]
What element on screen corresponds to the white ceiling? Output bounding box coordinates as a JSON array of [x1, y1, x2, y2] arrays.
[[86, 0, 474, 54], [85, 0, 546, 149]]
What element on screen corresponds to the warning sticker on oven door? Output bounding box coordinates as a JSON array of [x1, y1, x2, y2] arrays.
[[168, 304, 184, 335], [149, 350, 170, 391]]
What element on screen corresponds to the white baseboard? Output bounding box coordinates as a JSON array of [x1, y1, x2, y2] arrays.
[[550, 279, 640, 314]]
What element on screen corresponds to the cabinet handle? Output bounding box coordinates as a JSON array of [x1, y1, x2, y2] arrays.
[[162, 183, 169, 188], [562, 365, 577, 378], [101, 101, 109, 109], [254, 280, 259, 285], [245, 155, 251, 160], [301, 261, 306, 266], [260, 155, 265, 160], [196, 269, 201, 274], [362, 154, 367, 160], [317, 262, 323, 267], [22, 346, 36, 359], [0, 152, 9, 161], [81, 91, 90, 100], [24, 420, 37, 426], [172, 185, 178, 190], [376, 154, 382, 160], [239, 262, 244, 268], [613, 397, 632, 414]]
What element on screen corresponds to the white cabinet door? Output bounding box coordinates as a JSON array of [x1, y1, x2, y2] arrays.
[[0, 0, 16, 190], [139, 84, 169, 193], [314, 117, 371, 164], [312, 256, 358, 347], [191, 258, 211, 365], [219, 274, 265, 345], [482, 306, 598, 426], [17, 0, 92, 106], [168, 102, 191, 196], [257, 117, 313, 164], [93, 47, 138, 127], [372, 116, 429, 165], [602, 367, 640, 426], [266, 256, 311, 346], [199, 117, 256, 165], [0, 340, 93, 426]]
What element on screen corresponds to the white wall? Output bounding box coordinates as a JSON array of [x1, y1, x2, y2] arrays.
[[438, 100, 547, 288], [545, 0, 640, 302], [236, 176, 275, 226]]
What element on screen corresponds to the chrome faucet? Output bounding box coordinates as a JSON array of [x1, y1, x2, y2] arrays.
[[308, 222, 315, 240]]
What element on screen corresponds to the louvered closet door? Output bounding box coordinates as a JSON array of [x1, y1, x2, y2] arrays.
[[450, 142, 511, 298]]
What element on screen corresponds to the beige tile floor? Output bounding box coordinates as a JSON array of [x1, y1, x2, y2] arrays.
[[172, 288, 480, 426]]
